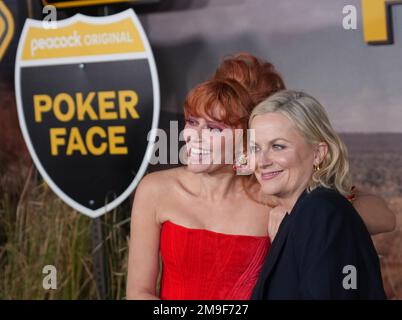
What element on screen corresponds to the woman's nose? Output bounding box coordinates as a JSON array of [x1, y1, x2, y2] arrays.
[[185, 124, 206, 143], [258, 149, 273, 168], [194, 124, 205, 136]]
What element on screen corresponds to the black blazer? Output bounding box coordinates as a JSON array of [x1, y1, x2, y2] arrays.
[[252, 187, 386, 300]]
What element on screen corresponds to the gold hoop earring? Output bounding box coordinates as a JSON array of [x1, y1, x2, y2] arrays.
[[314, 164, 321, 172]]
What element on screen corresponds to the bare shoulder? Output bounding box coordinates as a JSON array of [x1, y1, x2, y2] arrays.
[[136, 166, 187, 195], [132, 167, 188, 221]]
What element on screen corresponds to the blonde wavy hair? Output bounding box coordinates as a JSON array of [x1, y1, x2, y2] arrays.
[[249, 90, 353, 197]]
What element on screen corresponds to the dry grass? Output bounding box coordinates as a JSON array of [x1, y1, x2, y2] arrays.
[[0, 163, 131, 299], [0, 83, 130, 299]]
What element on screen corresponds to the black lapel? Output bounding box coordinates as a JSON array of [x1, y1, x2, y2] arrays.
[[253, 212, 292, 298], [252, 189, 309, 299]]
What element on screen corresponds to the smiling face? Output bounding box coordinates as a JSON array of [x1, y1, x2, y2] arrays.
[[183, 112, 240, 174], [182, 79, 254, 175], [250, 112, 318, 206]]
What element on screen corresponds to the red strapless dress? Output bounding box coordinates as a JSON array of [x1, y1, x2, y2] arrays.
[[160, 220, 271, 300]]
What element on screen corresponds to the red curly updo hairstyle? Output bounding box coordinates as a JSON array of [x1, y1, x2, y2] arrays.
[[213, 52, 285, 106], [212, 53, 285, 205], [184, 53, 285, 132], [184, 78, 255, 132]]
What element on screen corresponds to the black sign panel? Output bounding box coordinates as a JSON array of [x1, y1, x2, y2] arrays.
[[15, 9, 159, 217]]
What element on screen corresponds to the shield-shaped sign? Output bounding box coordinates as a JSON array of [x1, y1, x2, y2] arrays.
[[15, 9, 159, 218], [0, 0, 14, 60]]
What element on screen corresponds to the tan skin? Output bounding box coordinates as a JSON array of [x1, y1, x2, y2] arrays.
[[250, 112, 329, 212], [126, 114, 396, 300], [250, 112, 397, 238]]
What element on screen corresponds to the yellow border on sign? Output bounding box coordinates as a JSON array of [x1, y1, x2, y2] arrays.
[[0, 0, 14, 60], [42, 0, 137, 9], [21, 16, 146, 60], [362, 0, 402, 44]]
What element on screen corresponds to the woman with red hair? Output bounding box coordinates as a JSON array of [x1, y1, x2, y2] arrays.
[[126, 53, 395, 300]]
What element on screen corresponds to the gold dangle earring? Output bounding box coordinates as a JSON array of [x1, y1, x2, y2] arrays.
[[233, 153, 248, 171]]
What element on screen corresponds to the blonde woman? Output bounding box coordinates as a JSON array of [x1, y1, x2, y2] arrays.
[[249, 90, 386, 299]]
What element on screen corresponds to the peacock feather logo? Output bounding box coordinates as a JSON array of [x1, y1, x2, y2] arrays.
[[0, 1, 14, 60]]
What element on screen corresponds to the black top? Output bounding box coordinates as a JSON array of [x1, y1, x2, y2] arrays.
[[251, 187, 386, 300]]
